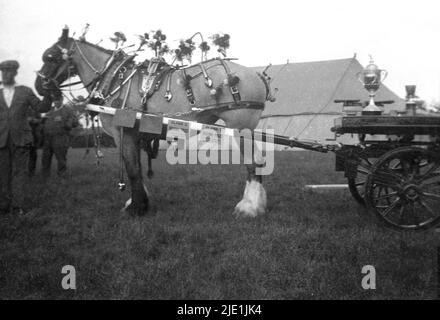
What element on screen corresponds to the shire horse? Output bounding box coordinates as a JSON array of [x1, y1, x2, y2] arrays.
[[35, 26, 269, 217]]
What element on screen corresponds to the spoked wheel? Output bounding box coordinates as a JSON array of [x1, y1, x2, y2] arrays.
[[348, 156, 375, 206], [365, 146, 440, 231]]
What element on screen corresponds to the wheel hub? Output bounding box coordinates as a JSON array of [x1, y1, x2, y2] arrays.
[[402, 184, 420, 201]]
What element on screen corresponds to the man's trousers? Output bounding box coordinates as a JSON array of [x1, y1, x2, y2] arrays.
[[0, 137, 29, 211]]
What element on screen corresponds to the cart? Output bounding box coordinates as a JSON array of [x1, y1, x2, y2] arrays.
[[332, 111, 440, 231]]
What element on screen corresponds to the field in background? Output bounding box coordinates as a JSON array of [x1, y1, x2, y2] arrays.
[[0, 149, 438, 299]]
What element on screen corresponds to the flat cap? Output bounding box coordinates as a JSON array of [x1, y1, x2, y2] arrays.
[[0, 60, 19, 71]]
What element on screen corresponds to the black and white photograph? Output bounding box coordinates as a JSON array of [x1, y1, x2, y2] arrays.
[[0, 0, 440, 303]]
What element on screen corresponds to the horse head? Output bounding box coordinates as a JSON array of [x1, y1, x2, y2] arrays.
[[35, 26, 76, 96]]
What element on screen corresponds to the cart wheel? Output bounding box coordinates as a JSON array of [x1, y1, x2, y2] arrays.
[[348, 157, 375, 206], [365, 146, 440, 231]]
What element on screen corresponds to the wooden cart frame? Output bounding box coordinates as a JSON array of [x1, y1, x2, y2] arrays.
[[332, 115, 440, 231]]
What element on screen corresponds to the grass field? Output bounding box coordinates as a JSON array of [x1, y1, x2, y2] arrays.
[[0, 148, 439, 299]]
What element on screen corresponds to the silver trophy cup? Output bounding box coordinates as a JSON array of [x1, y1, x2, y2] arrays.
[[357, 57, 388, 115]]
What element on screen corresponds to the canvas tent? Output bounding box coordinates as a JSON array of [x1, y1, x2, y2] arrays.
[[253, 57, 405, 149]]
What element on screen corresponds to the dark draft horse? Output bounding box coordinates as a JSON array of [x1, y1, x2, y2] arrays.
[[35, 26, 270, 217]]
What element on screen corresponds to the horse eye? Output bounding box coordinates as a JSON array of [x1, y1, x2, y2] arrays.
[[44, 54, 53, 63]]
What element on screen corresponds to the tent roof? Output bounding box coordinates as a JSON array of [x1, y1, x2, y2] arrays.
[[252, 58, 405, 118]]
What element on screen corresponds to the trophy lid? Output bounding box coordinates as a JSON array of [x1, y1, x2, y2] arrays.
[[365, 56, 379, 72]]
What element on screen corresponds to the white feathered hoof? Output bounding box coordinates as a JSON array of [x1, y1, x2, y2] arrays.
[[233, 180, 267, 218]]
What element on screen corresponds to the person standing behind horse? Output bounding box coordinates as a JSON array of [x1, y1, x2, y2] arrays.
[[0, 60, 53, 215], [27, 109, 43, 176], [41, 94, 79, 178]]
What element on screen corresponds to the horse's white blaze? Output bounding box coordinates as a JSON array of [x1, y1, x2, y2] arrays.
[[234, 180, 267, 217]]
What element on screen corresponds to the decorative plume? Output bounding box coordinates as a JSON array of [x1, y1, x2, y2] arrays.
[[158, 44, 170, 56], [147, 30, 169, 57], [136, 33, 150, 51], [110, 31, 127, 49], [78, 23, 89, 42], [199, 41, 210, 60], [174, 38, 195, 63], [211, 33, 230, 57]]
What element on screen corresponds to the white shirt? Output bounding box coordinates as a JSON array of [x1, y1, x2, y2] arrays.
[[2, 84, 15, 108]]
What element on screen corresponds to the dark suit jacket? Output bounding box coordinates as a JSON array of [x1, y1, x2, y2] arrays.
[[0, 85, 52, 148]]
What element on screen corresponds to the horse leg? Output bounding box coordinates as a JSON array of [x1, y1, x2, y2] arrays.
[[100, 114, 120, 148], [217, 109, 267, 217], [145, 141, 154, 179], [101, 115, 150, 214], [233, 143, 267, 218], [121, 130, 149, 215]]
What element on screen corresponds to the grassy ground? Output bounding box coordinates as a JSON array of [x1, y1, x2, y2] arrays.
[[0, 148, 439, 299]]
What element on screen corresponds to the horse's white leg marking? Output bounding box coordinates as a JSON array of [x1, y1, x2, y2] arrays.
[[123, 183, 149, 212], [217, 109, 267, 217], [233, 180, 267, 217]]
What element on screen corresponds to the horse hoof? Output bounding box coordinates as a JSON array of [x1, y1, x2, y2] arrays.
[[234, 180, 267, 217], [233, 200, 264, 218], [121, 203, 149, 216], [147, 170, 154, 179]]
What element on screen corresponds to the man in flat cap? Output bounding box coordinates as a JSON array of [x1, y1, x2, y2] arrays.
[[0, 60, 54, 215]]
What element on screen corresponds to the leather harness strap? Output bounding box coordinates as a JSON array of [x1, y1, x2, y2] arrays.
[[106, 69, 137, 99], [198, 62, 213, 88], [110, 67, 129, 108], [164, 69, 174, 102], [182, 68, 196, 106], [192, 101, 264, 113], [101, 54, 134, 97], [218, 59, 241, 105], [139, 60, 175, 109]]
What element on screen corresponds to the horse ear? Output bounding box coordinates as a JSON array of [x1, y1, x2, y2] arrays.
[[60, 25, 69, 43]]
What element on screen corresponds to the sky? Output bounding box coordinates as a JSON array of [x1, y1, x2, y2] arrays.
[[1, 0, 440, 102]]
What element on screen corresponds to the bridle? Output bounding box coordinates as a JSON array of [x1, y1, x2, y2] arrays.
[[37, 39, 114, 98], [37, 40, 76, 91]]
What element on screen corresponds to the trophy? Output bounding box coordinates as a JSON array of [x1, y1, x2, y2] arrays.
[[405, 85, 417, 116], [357, 56, 388, 115]]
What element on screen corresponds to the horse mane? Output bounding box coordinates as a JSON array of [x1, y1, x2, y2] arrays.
[[72, 38, 115, 55]]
